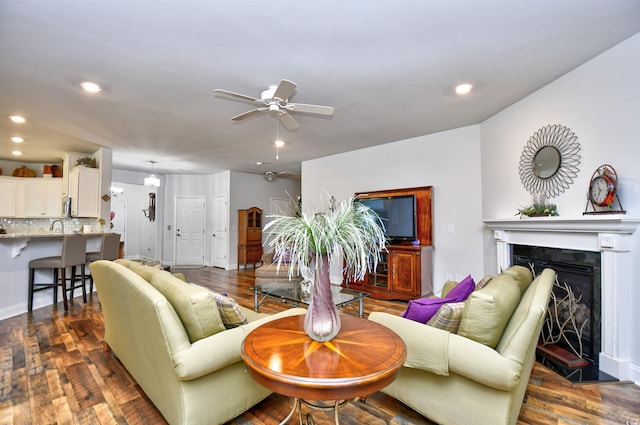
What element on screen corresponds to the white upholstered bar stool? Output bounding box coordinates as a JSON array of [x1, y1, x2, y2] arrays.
[[86, 233, 121, 293], [28, 234, 88, 312]]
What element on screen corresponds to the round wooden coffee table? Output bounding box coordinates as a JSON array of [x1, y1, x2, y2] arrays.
[[241, 314, 406, 424]]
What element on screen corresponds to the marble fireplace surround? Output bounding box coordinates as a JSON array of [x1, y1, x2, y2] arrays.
[[484, 216, 640, 382]]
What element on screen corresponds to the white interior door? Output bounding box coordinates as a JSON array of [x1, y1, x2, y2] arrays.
[[212, 195, 228, 269], [175, 196, 206, 266]]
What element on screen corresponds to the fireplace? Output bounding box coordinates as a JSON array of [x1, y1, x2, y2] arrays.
[[484, 216, 639, 383], [512, 245, 603, 381]]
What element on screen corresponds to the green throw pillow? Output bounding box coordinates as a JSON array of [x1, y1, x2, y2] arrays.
[[148, 273, 225, 342], [427, 302, 465, 333], [457, 274, 521, 348]]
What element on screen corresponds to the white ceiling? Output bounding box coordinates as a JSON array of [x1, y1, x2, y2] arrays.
[[1, 1, 639, 177]]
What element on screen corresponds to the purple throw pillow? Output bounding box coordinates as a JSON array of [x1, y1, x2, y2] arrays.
[[401, 297, 453, 324], [446, 275, 476, 302]]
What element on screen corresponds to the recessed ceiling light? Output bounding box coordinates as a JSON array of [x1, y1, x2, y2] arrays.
[[455, 83, 473, 95], [9, 115, 26, 123], [12, 150, 22, 156], [274, 140, 285, 148], [256, 161, 263, 166], [11, 136, 24, 143], [81, 81, 102, 93]]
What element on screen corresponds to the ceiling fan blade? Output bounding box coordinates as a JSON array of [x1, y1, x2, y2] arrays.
[[276, 111, 299, 130], [289, 103, 335, 116], [231, 108, 267, 121], [213, 89, 260, 103], [272, 79, 297, 101]]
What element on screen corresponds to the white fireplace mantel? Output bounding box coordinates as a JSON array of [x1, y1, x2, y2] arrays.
[[484, 215, 640, 382]]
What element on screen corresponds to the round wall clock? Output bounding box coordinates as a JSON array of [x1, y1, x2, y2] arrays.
[[586, 164, 621, 211]]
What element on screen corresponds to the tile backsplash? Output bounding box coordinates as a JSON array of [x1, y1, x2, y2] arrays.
[[0, 217, 104, 234]]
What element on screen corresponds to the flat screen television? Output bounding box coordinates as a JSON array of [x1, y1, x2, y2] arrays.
[[357, 194, 417, 242]]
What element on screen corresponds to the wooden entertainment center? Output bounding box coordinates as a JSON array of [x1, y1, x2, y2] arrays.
[[346, 186, 433, 300]]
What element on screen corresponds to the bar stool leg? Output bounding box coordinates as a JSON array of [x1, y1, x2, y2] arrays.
[[53, 268, 59, 304], [77, 265, 87, 303], [28, 268, 35, 312], [60, 267, 69, 311]]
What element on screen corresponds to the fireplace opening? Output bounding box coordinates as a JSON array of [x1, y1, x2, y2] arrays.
[[512, 245, 615, 383]]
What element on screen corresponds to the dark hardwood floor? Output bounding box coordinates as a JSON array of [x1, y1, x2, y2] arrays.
[[1, 265, 639, 424]]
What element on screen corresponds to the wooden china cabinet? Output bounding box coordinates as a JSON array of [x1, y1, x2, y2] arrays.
[[346, 186, 434, 300], [238, 207, 263, 269]]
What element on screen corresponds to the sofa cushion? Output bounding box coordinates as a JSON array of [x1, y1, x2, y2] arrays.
[[457, 273, 522, 348], [502, 265, 533, 294], [255, 263, 298, 279], [445, 275, 475, 300], [427, 301, 465, 333], [115, 259, 157, 282], [213, 293, 249, 329], [402, 296, 452, 323], [148, 272, 225, 343]]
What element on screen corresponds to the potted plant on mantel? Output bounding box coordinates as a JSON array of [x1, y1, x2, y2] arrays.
[[264, 196, 387, 342]]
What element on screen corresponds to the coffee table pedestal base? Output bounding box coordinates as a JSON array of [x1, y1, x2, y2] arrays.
[[280, 398, 391, 425]]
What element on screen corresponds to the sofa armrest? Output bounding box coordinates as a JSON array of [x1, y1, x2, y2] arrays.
[[369, 312, 524, 391], [447, 333, 523, 391], [369, 311, 449, 376], [172, 308, 306, 381], [172, 327, 246, 380]]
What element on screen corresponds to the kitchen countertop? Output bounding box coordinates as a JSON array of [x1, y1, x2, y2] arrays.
[[0, 232, 109, 239]]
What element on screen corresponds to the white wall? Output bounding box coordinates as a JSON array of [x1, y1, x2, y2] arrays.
[[302, 125, 484, 294], [481, 33, 640, 382], [112, 169, 163, 260]]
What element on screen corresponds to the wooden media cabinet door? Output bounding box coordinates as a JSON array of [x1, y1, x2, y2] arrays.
[[389, 247, 421, 296]]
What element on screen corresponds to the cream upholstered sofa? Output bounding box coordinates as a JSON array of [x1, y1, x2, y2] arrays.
[[369, 265, 556, 425], [254, 250, 300, 286], [90, 259, 306, 425]]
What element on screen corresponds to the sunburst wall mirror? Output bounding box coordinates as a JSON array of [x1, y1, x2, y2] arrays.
[[518, 124, 581, 199]]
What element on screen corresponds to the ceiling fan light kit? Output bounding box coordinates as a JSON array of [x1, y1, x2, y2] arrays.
[[214, 79, 334, 131]]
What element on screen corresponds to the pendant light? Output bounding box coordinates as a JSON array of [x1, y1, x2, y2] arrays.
[[144, 161, 160, 188]]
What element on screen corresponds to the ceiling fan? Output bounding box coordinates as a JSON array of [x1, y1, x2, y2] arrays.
[[213, 79, 334, 130], [264, 170, 300, 181]]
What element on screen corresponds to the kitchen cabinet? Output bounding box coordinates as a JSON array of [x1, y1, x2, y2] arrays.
[[0, 178, 17, 217], [0, 177, 62, 218], [24, 179, 63, 217], [69, 166, 100, 217]]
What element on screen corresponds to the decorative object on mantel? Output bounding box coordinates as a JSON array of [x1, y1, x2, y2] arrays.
[[264, 197, 386, 342], [516, 202, 558, 218], [584, 164, 625, 215], [519, 124, 581, 198]]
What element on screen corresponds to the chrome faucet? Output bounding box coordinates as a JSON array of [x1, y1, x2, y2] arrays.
[[50, 219, 64, 234]]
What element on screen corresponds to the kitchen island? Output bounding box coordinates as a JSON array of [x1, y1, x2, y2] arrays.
[[0, 232, 107, 319]]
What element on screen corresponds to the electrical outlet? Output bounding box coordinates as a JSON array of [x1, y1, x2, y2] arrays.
[[447, 224, 455, 233], [455, 274, 463, 281]]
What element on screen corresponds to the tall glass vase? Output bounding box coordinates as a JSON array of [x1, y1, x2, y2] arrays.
[[303, 253, 341, 342]]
